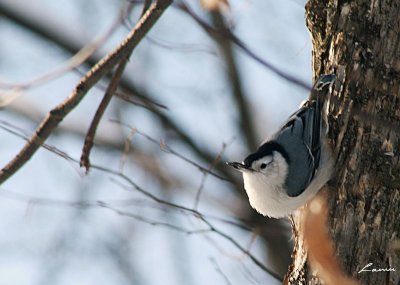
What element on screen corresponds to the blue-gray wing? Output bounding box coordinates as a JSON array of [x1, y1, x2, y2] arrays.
[[274, 100, 322, 197]]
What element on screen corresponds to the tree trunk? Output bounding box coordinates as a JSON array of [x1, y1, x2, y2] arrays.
[[286, 1, 400, 284]]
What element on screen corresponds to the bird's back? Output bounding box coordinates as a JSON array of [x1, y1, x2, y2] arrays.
[[274, 100, 322, 197]]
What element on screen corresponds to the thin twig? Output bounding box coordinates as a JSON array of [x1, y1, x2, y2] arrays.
[[73, 68, 168, 110], [194, 141, 231, 209], [110, 119, 231, 182], [145, 35, 218, 55], [0, 121, 74, 164], [0, 0, 173, 185], [210, 258, 233, 285], [80, 53, 133, 172], [195, 214, 281, 281], [100, 203, 212, 235], [119, 127, 138, 173]]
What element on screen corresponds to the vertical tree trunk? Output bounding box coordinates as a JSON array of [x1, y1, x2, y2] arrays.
[[286, 1, 400, 284]]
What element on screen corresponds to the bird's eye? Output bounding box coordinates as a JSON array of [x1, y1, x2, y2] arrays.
[[260, 163, 267, 169]]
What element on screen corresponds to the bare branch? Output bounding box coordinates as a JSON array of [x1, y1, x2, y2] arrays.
[[0, 0, 242, 189], [0, 0, 173, 185]]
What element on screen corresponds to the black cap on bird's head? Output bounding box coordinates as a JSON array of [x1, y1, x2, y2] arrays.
[[227, 141, 289, 172]]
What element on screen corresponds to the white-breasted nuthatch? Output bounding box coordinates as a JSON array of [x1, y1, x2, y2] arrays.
[[228, 74, 335, 218]]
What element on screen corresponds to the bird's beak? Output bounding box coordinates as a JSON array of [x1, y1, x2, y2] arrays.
[[226, 161, 251, 172]]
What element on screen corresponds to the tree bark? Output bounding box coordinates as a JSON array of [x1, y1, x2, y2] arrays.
[[286, 0, 400, 284]]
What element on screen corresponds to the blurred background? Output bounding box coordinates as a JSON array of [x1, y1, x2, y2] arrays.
[[0, 0, 312, 284]]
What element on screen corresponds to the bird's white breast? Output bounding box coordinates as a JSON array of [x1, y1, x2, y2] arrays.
[[243, 175, 295, 218]]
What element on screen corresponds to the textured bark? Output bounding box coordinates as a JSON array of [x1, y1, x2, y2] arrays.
[[286, 1, 400, 284]]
